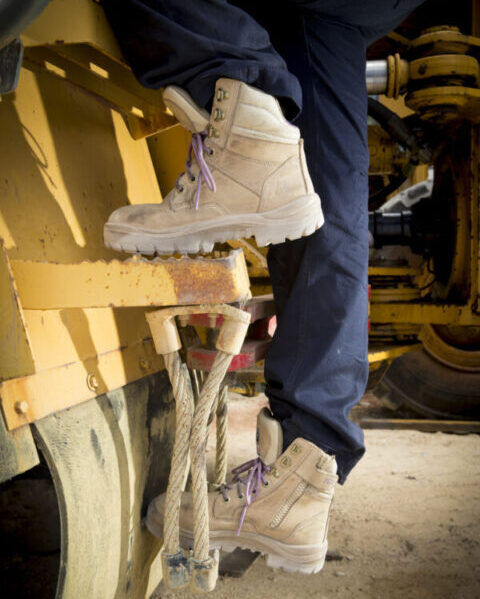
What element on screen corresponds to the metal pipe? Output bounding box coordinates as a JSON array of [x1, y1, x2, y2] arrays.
[[366, 60, 388, 94]]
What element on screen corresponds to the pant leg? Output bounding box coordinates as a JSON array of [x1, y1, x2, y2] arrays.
[[263, 10, 369, 484], [252, 0, 423, 482], [102, 0, 302, 118]]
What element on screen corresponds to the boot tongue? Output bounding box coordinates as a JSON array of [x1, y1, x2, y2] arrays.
[[256, 408, 283, 466], [163, 85, 209, 133]]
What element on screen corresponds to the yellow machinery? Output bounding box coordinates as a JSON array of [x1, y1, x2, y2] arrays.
[[0, 0, 479, 597]]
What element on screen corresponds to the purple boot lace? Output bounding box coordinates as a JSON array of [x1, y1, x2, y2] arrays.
[[220, 457, 271, 535], [175, 131, 216, 209]]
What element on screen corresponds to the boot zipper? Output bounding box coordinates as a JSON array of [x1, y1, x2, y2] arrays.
[[269, 481, 307, 529]]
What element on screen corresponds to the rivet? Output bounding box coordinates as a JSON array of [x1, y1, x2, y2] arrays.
[[139, 358, 152, 370], [291, 443, 302, 454], [214, 108, 225, 121], [87, 373, 99, 391], [272, 469, 280, 478], [281, 456, 292, 467], [15, 401, 29, 415]]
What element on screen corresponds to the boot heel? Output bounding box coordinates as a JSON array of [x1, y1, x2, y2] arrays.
[[265, 545, 327, 574]]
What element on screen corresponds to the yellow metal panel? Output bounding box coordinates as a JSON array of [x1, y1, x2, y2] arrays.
[[22, 307, 151, 372], [22, 45, 176, 139], [23, 0, 121, 58], [371, 302, 480, 325], [368, 266, 421, 277], [10, 251, 250, 309], [368, 343, 422, 364], [0, 246, 35, 380], [1, 339, 165, 431], [0, 69, 161, 262], [147, 125, 190, 195]]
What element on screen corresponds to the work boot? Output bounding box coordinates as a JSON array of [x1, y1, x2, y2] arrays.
[[146, 408, 337, 574], [104, 78, 323, 254]]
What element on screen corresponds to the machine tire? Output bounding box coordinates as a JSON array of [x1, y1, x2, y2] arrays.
[[374, 348, 480, 419]]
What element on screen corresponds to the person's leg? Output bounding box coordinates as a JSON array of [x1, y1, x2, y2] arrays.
[[263, 9, 370, 484], [102, 0, 302, 119], [232, 0, 424, 483]]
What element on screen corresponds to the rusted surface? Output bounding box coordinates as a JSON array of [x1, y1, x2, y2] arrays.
[[10, 250, 250, 309], [170, 251, 250, 306]]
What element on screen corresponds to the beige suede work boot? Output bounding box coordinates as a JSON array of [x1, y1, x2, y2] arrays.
[[146, 408, 337, 574], [104, 78, 323, 254]]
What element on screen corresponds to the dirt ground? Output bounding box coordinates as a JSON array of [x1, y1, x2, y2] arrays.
[[154, 395, 480, 599]]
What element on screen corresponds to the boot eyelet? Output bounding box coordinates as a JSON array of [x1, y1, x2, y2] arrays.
[[263, 480, 269, 487], [216, 88, 230, 101], [224, 496, 230, 502], [177, 185, 184, 193], [207, 124, 220, 138], [190, 176, 196, 182], [207, 148, 215, 156], [272, 469, 280, 479], [238, 493, 244, 499]]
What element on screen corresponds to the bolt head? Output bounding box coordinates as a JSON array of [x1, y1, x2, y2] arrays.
[[86, 373, 99, 391], [139, 358, 152, 370], [14, 401, 29, 415]]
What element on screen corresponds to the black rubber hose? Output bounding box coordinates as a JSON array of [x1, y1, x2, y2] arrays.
[[367, 97, 432, 210], [368, 97, 432, 164]]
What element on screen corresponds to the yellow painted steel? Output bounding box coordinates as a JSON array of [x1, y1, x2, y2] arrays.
[[368, 266, 421, 276], [148, 125, 191, 195], [22, 45, 177, 139], [9, 250, 250, 310], [407, 86, 480, 123], [370, 287, 420, 302], [371, 302, 480, 325], [420, 325, 480, 372], [23, 0, 121, 56], [1, 339, 165, 431], [0, 0, 249, 434], [409, 54, 480, 85], [367, 343, 422, 364]]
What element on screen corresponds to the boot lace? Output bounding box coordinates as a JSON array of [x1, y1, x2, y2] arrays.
[[174, 131, 216, 209], [219, 457, 271, 535]]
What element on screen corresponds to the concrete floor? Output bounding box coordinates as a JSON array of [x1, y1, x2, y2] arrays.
[[154, 395, 480, 599]]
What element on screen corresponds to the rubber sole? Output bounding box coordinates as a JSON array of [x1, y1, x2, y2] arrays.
[[146, 517, 327, 575], [104, 194, 323, 255]]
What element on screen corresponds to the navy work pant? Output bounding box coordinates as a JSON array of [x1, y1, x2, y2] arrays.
[[103, 0, 424, 483]]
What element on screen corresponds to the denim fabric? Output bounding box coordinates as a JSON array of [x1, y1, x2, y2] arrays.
[[103, 0, 424, 482]]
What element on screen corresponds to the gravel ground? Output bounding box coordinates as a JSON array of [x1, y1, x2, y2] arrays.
[[153, 395, 480, 599]]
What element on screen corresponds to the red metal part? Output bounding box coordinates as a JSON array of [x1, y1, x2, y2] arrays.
[[185, 295, 275, 328], [187, 340, 270, 372]]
